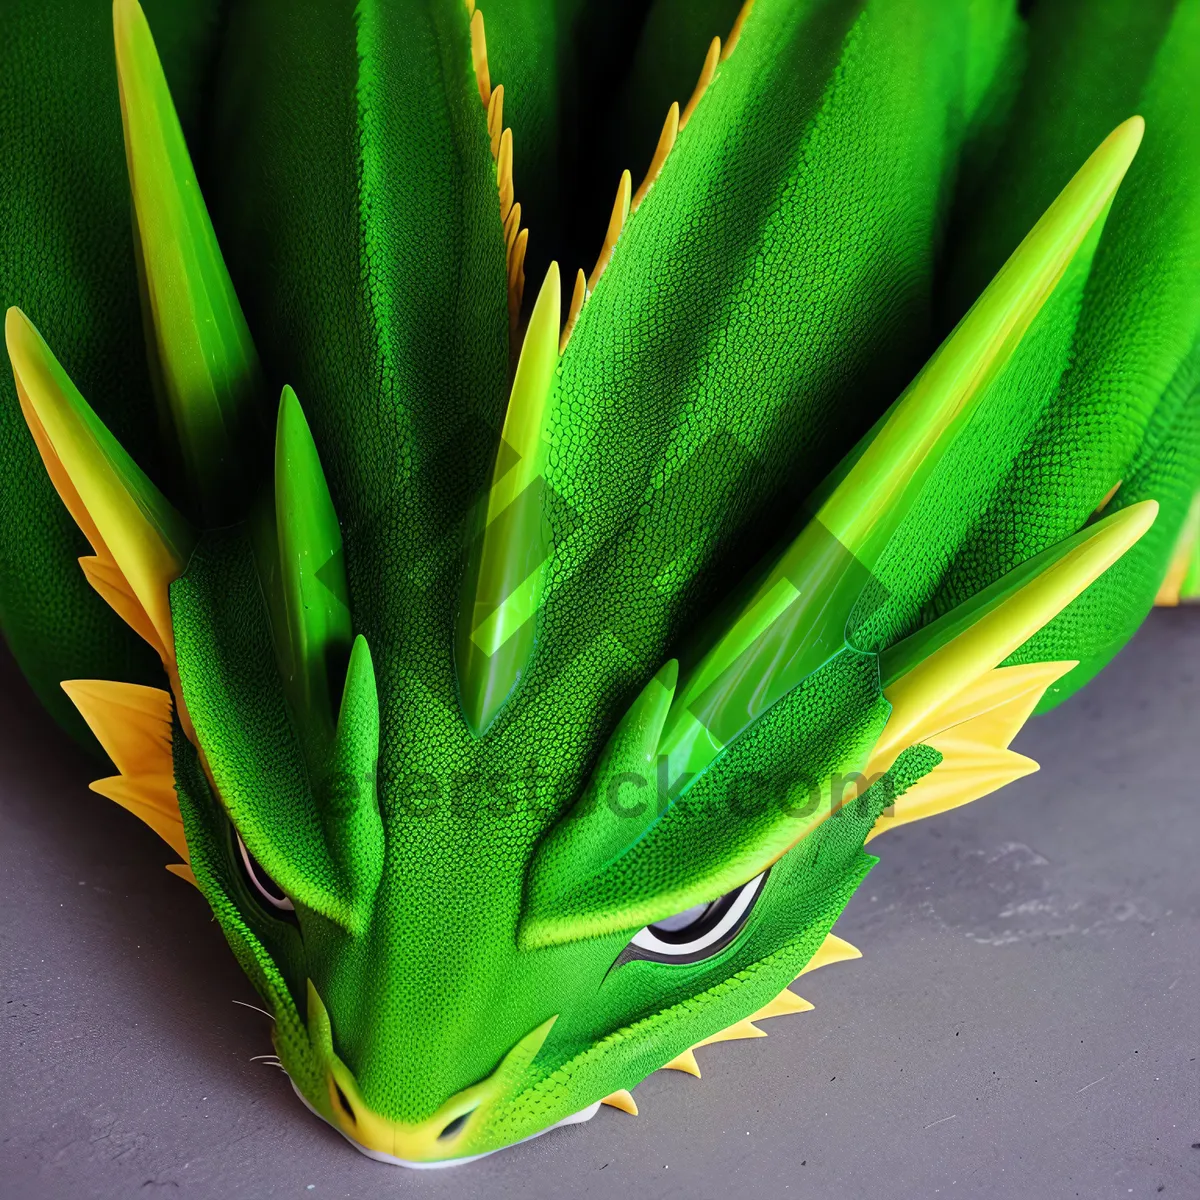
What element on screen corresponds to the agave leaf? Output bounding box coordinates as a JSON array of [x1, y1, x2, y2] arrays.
[[114, 0, 263, 522]]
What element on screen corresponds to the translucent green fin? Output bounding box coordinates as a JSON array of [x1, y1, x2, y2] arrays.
[[456, 262, 561, 735], [659, 118, 1144, 781], [522, 505, 1155, 950], [274, 385, 352, 746], [114, 0, 263, 521]]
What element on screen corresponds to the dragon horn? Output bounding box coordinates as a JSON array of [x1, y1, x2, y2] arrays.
[[457, 261, 561, 735], [661, 117, 1145, 776], [322, 634, 384, 912], [114, 0, 263, 521], [273, 385, 352, 744], [874, 499, 1157, 763], [5, 307, 194, 665]]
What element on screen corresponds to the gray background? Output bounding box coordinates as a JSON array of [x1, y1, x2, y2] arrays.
[[2, 611, 1197, 1200]]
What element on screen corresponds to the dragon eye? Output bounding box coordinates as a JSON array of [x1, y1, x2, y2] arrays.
[[235, 831, 295, 913], [625, 873, 766, 963]]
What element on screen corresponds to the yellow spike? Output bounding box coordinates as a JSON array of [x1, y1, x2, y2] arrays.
[[464, 0, 475, 16], [877, 502, 1156, 768], [78, 555, 159, 649], [559, 268, 588, 354], [680, 37, 721, 130], [487, 83, 504, 158], [90, 771, 179, 821], [631, 102, 679, 213], [693, 1018, 765, 1048], [799, 933, 862, 976], [1157, 546, 1190, 606], [929, 666, 1071, 752], [1095, 479, 1122, 515], [6, 309, 193, 664], [864, 661, 1077, 841], [504, 201, 522, 253], [751, 987, 814, 1021], [166, 862, 199, 888], [508, 227, 529, 322], [662, 1048, 702, 1078], [722, 0, 756, 59], [61, 680, 173, 778], [600, 1089, 639, 1116], [868, 749, 1038, 841], [867, 660, 1074, 778], [469, 9, 491, 106], [89, 775, 188, 860], [61, 678, 189, 862], [1156, 490, 1200, 606], [497, 127, 514, 222], [588, 169, 632, 291]]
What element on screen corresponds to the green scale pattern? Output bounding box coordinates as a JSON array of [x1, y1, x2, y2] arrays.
[[2, 0, 1198, 1164]]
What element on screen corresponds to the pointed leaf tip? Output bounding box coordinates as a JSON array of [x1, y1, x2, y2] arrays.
[[335, 636, 378, 747], [114, 0, 262, 521]]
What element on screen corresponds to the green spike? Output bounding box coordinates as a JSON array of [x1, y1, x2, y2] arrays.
[[824, 116, 1144, 564], [457, 261, 561, 735], [659, 118, 1145, 780], [876, 500, 1157, 757], [114, 0, 263, 521], [322, 634, 383, 915], [5, 306, 194, 660], [526, 659, 679, 909], [274, 385, 351, 745], [331, 635, 380, 781]]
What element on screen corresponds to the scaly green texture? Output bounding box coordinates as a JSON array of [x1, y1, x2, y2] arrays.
[[2, 0, 1197, 1169], [0, 0, 223, 745]]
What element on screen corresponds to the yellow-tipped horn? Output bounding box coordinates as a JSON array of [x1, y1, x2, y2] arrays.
[[6, 308, 194, 665]]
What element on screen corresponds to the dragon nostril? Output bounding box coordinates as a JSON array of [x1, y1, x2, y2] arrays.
[[438, 1110, 473, 1141], [332, 1080, 355, 1123]]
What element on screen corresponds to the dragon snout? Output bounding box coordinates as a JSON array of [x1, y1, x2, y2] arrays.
[[289, 981, 596, 1166]]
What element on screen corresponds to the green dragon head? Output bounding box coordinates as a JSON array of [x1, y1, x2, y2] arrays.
[[6, 0, 1199, 1169]]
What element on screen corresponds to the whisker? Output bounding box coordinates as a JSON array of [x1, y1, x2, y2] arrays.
[[232, 1000, 275, 1021]]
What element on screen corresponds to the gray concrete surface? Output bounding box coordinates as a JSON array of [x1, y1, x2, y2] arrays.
[[2, 611, 1198, 1200]]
